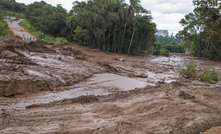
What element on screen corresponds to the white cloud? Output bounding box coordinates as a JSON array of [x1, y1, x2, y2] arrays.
[[15, 0, 195, 34]]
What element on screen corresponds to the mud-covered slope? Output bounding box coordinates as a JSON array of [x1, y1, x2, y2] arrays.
[[0, 37, 104, 96]]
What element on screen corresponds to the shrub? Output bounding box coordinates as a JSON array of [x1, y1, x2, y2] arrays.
[[55, 37, 68, 45], [179, 60, 197, 78], [153, 49, 170, 57], [198, 67, 219, 83], [179, 60, 220, 83]]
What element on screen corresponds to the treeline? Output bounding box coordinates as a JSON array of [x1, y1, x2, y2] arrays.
[[177, 0, 221, 60], [72, 0, 156, 54], [155, 31, 184, 53], [0, 0, 156, 54], [0, 0, 25, 13]]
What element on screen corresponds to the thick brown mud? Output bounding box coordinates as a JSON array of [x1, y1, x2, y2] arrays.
[[0, 37, 221, 134]]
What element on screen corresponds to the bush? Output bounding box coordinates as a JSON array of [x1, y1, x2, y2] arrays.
[[179, 60, 220, 83], [198, 67, 219, 83], [179, 60, 197, 78], [153, 49, 170, 57], [55, 37, 68, 45]]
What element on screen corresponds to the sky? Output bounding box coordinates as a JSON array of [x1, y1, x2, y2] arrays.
[[15, 0, 195, 34]]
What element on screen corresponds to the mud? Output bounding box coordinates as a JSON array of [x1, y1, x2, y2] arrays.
[[0, 37, 103, 97], [0, 37, 221, 133]]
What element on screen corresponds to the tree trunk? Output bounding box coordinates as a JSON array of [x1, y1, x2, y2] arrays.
[[103, 34, 106, 52], [107, 26, 111, 52], [113, 22, 117, 53], [120, 24, 127, 53], [128, 25, 136, 54]]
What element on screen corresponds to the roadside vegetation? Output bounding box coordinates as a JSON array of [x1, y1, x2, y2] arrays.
[[19, 19, 68, 45], [0, 6, 13, 36], [179, 60, 220, 83]]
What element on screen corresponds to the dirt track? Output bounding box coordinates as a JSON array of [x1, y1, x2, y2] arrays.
[[0, 37, 221, 133]]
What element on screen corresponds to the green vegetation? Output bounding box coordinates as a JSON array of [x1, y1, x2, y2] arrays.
[[179, 60, 220, 83], [177, 0, 221, 60], [0, 6, 13, 36], [153, 49, 170, 57], [72, 0, 156, 54], [179, 60, 198, 78], [20, 19, 68, 45], [0, 19, 13, 36], [155, 30, 184, 54], [198, 67, 219, 83], [4, 0, 154, 53], [0, 0, 25, 13]]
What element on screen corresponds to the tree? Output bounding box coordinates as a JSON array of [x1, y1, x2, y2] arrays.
[[25, 1, 68, 37], [177, 0, 221, 59], [71, 0, 155, 54]]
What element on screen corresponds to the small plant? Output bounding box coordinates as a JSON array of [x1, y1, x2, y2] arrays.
[[198, 66, 219, 83], [179, 60, 197, 78]]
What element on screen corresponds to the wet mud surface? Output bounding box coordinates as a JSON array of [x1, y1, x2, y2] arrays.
[[0, 37, 221, 133]]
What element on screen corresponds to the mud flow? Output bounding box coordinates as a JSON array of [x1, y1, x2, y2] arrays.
[[1, 37, 221, 134]]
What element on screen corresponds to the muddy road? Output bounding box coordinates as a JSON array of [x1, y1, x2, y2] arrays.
[[0, 37, 221, 134]]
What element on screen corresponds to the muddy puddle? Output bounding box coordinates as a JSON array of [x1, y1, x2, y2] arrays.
[[0, 73, 151, 110]]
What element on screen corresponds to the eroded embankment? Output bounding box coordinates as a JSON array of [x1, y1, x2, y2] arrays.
[[0, 37, 104, 97]]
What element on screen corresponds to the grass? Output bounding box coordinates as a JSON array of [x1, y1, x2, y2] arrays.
[[179, 60, 220, 83]]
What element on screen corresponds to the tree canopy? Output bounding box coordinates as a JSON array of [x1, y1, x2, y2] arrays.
[[177, 0, 221, 59], [72, 0, 156, 54]]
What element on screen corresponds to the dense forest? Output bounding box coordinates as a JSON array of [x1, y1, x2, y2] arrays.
[[0, 0, 220, 58]]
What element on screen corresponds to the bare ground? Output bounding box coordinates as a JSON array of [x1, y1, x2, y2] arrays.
[[0, 37, 221, 134]]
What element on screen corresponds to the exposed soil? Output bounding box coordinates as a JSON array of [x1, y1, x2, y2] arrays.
[[0, 37, 104, 97], [0, 37, 221, 134]]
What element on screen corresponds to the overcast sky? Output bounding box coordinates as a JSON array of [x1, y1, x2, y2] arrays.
[[15, 0, 195, 34]]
